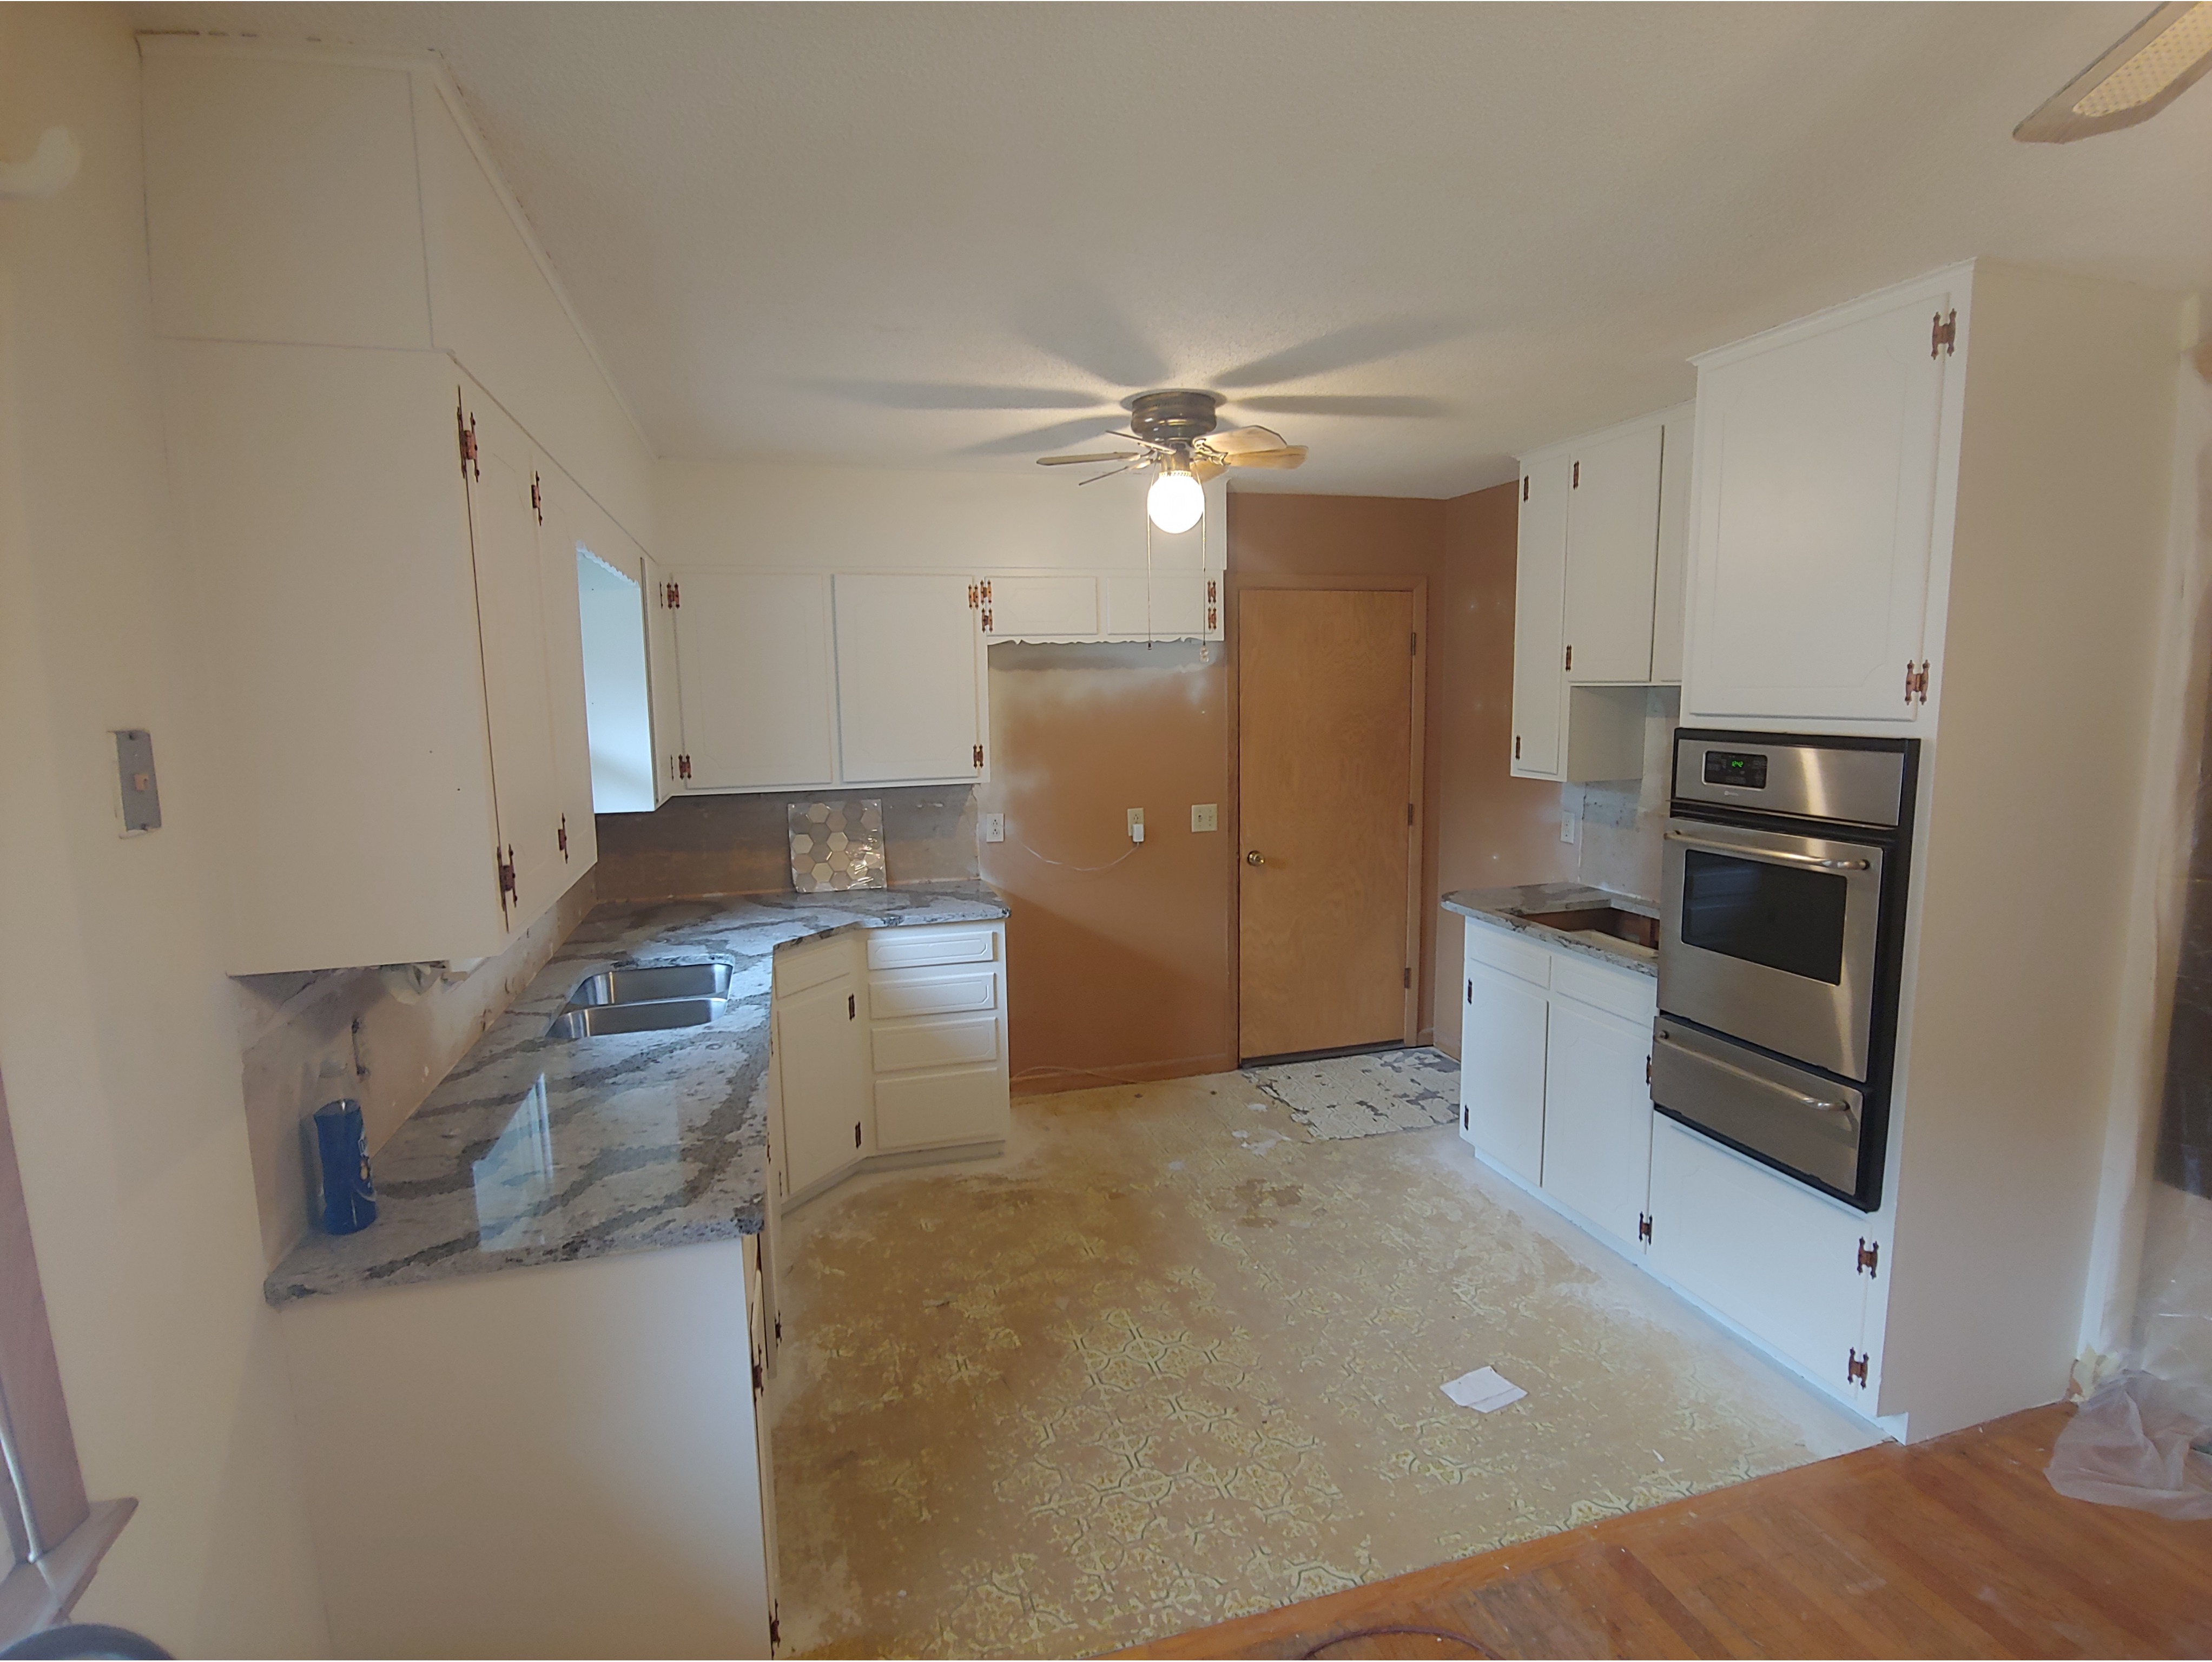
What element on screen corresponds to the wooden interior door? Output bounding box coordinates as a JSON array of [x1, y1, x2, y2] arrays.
[[1238, 586, 1418, 1060]]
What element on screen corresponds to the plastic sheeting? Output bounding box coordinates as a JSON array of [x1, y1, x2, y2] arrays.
[[2046, 1371, 2212, 1520]]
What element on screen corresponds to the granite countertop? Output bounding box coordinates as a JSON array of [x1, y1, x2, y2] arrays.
[[264, 882, 1009, 1307], [1442, 882, 1660, 978]]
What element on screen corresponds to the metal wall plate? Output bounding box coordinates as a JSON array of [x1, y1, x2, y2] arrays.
[[113, 729, 161, 834]]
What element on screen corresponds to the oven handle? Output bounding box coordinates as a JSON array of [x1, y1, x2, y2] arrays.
[[1655, 1028, 1854, 1113], [1664, 829, 1870, 872]]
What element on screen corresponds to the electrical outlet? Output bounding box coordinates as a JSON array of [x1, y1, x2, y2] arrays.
[[1127, 807, 1145, 845], [981, 813, 1005, 843], [1191, 803, 1218, 833], [1560, 802, 1579, 845]]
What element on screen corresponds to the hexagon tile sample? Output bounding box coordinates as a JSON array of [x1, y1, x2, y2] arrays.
[[788, 798, 887, 892]]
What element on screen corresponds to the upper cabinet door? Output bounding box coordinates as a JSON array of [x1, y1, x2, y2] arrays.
[[1510, 454, 1571, 779], [674, 572, 837, 792], [533, 465, 598, 877], [1684, 289, 1951, 722], [1562, 424, 1663, 684], [641, 552, 684, 804], [463, 393, 566, 931], [833, 575, 985, 785], [1649, 411, 1694, 685]]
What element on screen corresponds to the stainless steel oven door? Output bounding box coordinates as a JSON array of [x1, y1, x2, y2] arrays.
[[1659, 816, 1885, 1080]]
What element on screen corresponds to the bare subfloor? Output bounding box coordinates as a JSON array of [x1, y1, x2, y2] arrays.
[[768, 1074, 1876, 1659]]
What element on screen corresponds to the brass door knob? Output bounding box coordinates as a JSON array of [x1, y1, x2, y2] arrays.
[[1245, 849, 1265, 866]]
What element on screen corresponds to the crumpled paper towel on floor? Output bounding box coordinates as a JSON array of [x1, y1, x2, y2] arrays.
[[2046, 1370, 2212, 1520]]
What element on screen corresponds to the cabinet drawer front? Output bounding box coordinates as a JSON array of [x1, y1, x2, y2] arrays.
[[875, 1065, 1009, 1152], [866, 927, 997, 972], [869, 969, 998, 1021], [774, 940, 851, 995], [873, 1013, 1000, 1074], [1551, 955, 1658, 1024], [1464, 921, 1551, 988]]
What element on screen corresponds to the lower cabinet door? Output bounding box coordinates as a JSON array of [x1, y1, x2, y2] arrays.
[[1647, 1116, 1873, 1401], [776, 971, 868, 1198], [1461, 959, 1549, 1184], [1540, 993, 1654, 1251], [875, 1067, 1007, 1151]]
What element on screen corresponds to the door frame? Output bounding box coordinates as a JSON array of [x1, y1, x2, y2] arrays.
[[1227, 571, 1429, 1059]]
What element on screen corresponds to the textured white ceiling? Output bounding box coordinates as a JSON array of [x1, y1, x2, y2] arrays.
[[133, 3, 2212, 496]]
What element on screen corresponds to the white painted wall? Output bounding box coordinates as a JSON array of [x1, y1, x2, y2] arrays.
[[655, 458, 1226, 573], [0, 8, 328, 1653]]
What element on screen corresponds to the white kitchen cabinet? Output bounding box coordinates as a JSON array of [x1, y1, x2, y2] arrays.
[[466, 395, 569, 924], [1647, 1117, 1877, 1406], [833, 574, 986, 784], [1682, 283, 1951, 723], [140, 37, 652, 548], [1459, 940, 1550, 1185], [533, 472, 600, 875], [673, 572, 839, 792], [772, 942, 870, 1202], [159, 343, 591, 973], [868, 924, 1011, 1152], [1562, 423, 1664, 683], [1509, 453, 1571, 779], [1511, 406, 1692, 779], [1539, 964, 1657, 1254], [575, 546, 656, 815], [985, 575, 1100, 639], [642, 552, 684, 804]]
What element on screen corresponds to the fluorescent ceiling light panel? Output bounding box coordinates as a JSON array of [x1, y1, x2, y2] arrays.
[[2016, 2, 2212, 142]]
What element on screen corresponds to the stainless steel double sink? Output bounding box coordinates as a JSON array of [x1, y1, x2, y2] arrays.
[[546, 961, 734, 1038]]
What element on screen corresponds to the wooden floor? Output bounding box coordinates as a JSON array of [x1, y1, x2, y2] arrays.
[[1120, 1404, 2212, 1659]]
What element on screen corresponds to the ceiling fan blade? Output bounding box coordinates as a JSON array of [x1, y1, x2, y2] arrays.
[[1219, 446, 1308, 470], [1197, 425, 1289, 457], [959, 416, 1127, 457], [1191, 457, 1226, 483], [1078, 457, 1153, 486], [1037, 451, 1141, 466], [2016, 1, 2212, 142]]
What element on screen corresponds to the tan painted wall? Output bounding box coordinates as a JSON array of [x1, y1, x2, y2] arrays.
[[1431, 486, 1576, 1057], [976, 643, 1237, 1091], [0, 9, 329, 1650]]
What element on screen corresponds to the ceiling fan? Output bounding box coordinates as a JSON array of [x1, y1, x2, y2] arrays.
[[1035, 388, 1306, 532]]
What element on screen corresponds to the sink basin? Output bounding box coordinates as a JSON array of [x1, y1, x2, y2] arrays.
[[567, 962, 732, 1007], [546, 997, 732, 1039], [547, 961, 735, 1038], [1521, 906, 1660, 950]]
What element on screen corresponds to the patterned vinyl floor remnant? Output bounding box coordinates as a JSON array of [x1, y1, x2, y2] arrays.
[[767, 1073, 1875, 1659], [1242, 1046, 1462, 1139]]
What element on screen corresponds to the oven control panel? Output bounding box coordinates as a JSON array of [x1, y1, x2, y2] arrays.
[[1701, 750, 1769, 790]]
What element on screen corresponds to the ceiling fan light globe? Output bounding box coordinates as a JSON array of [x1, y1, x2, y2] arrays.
[[1146, 470, 1205, 534]]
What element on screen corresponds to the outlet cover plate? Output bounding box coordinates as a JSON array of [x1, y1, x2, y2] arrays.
[[982, 813, 1005, 843]]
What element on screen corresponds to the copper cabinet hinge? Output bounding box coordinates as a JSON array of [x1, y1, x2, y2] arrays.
[[1573, 459, 1580, 489], [558, 813, 569, 860], [457, 404, 479, 479], [1564, 644, 1573, 671], [1521, 474, 1529, 502], [677, 753, 692, 781], [854, 1121, 863, 1149], [496, 845, 517, 905], [664, 580, 681, 609], [1858, 1237, 1879, 1277], [1637, 1212, 1653, 1244], [1932, 309, 1957, 357], [750, 1358, 763, 1397], [1904, 659, 1930, 705], [1403, 966, 1411, 990], [1514, 735, 1523, 761], [847, 992, 856, 1020], [973, 743, 985, 769], [1466, 979, 1473, 1003], [1847, 1348, 1870, 1386], [968, 583, 979, 608], [531, 471, 543, 524]]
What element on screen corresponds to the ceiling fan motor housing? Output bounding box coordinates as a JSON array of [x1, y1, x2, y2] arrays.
[[1127, 388, 1223, 447]]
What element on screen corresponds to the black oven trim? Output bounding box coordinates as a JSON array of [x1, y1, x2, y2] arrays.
[[1662, 729, 1921, 1211]]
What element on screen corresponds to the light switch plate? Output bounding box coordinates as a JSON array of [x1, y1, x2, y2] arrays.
[[1191, 803, 1218, 833], [981, 812, 1005, 844], [113, 729, 161, 835]]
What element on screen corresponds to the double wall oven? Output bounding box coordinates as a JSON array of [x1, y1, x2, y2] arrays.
[[1653, 731, 1919, 1211]]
